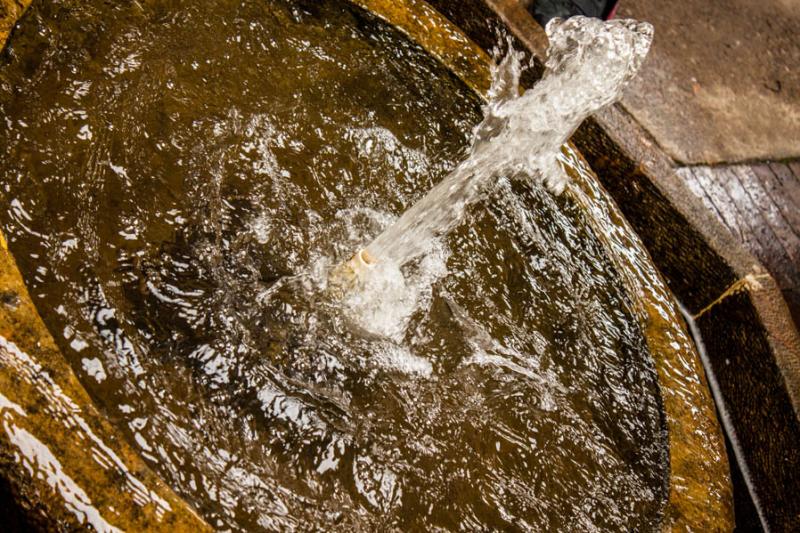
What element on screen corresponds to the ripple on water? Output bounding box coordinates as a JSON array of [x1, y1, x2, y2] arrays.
[[0, 0, 667, 530]]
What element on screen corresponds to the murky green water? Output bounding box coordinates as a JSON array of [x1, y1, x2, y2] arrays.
[[0, 0, 667, 530]]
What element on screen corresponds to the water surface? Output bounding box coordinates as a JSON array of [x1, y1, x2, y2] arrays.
[[0, 0, 667, 530]]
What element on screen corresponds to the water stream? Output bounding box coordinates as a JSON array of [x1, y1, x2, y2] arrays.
[[366, 18, 652, 266], [341, 16, 653, 341]]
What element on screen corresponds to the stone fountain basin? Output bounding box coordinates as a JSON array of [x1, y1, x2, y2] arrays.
[[0, 0, 743, 530]]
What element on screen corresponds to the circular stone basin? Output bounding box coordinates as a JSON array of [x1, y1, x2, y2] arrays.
[[0, 0, 730, 530]]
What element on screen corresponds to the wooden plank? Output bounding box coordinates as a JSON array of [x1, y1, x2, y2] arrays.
[[751, 163, 800, 239], [732, 166, 800, 270], [686, 166, 749, 245], [679, 162, 800, 294], [716, 165, 782, 261]]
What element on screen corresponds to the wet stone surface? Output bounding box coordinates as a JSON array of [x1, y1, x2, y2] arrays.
[[0, 0, 32, 50]]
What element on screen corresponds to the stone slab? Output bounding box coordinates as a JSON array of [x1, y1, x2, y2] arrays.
[[617, 0, 800, 164]]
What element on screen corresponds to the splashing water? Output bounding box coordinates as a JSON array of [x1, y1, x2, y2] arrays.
[[369, 17, 653, 262], [340, 17, 653, 336]]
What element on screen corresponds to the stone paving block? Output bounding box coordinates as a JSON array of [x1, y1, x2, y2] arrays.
[[618, 0, 800, 164]]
